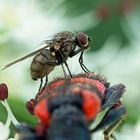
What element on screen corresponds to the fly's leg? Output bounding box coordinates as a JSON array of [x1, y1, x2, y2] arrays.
[[79, 51, 90, 73], [58, 50, 73, 78], [63, 61, 73, 78], [38, 78, 43, 93], [37, 61, 58, 96], [61, 63, 68, 78], [39, 76, 48, 94], [102, 84, 126, 110], [37, 76, 48, 99], [37, 49, 58, 92], [69, 48, 82, 57], [91, 104, 127, 140], [43, 76, 48, 89], [70, 48, 90, 73]]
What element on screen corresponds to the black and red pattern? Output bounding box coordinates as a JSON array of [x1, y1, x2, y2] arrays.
[[19, 72, 126, 140]]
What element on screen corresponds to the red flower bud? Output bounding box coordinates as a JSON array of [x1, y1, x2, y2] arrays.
[[0, 83, 8, 100], [119, 0, 134, 15], [96, 5, 111, 20], [26, 99, 36, 115]]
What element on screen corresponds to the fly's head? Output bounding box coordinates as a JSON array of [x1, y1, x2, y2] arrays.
[[76, 32, 92, 50]]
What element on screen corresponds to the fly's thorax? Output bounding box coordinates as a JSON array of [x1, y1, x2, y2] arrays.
[[49, 31, 76, 61], [52, 41, 76, 64], [53, 31, 75, 42], [61, 41, 76, 57]]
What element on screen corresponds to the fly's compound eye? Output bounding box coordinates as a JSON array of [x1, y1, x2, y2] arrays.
[[76, 32, 90, 49]]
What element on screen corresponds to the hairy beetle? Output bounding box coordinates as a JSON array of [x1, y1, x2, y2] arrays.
[[17, 72, 127, 140]]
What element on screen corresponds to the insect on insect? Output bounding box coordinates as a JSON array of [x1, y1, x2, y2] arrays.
[[17, 72, 127, 140], [3, 31, 91, 91]]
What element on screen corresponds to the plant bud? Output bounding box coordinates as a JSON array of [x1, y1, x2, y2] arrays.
[[26, 99, 36, 115], [0, 83, 8, 100]]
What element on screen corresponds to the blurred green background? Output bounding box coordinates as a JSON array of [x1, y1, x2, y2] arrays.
[[0, 0, 140, 138]]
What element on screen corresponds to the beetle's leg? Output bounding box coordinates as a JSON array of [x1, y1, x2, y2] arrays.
[[79, 50, 90, 73], [103, 106, 127, 140], [16, 123, 44, 140], [102, 84, 126, 110], [90, 104, 127, 140], [16, 123, 34, 133]]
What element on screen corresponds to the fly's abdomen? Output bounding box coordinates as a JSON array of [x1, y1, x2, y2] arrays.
[[30, 53, 48, 80]]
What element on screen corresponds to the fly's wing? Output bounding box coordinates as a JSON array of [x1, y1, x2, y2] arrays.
[[2, 42, 51, 70]]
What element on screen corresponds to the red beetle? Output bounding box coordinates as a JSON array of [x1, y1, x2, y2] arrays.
[[18, 72, 126, 140]]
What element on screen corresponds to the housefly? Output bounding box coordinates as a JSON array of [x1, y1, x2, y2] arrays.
[[3, 31, 91, 91]]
